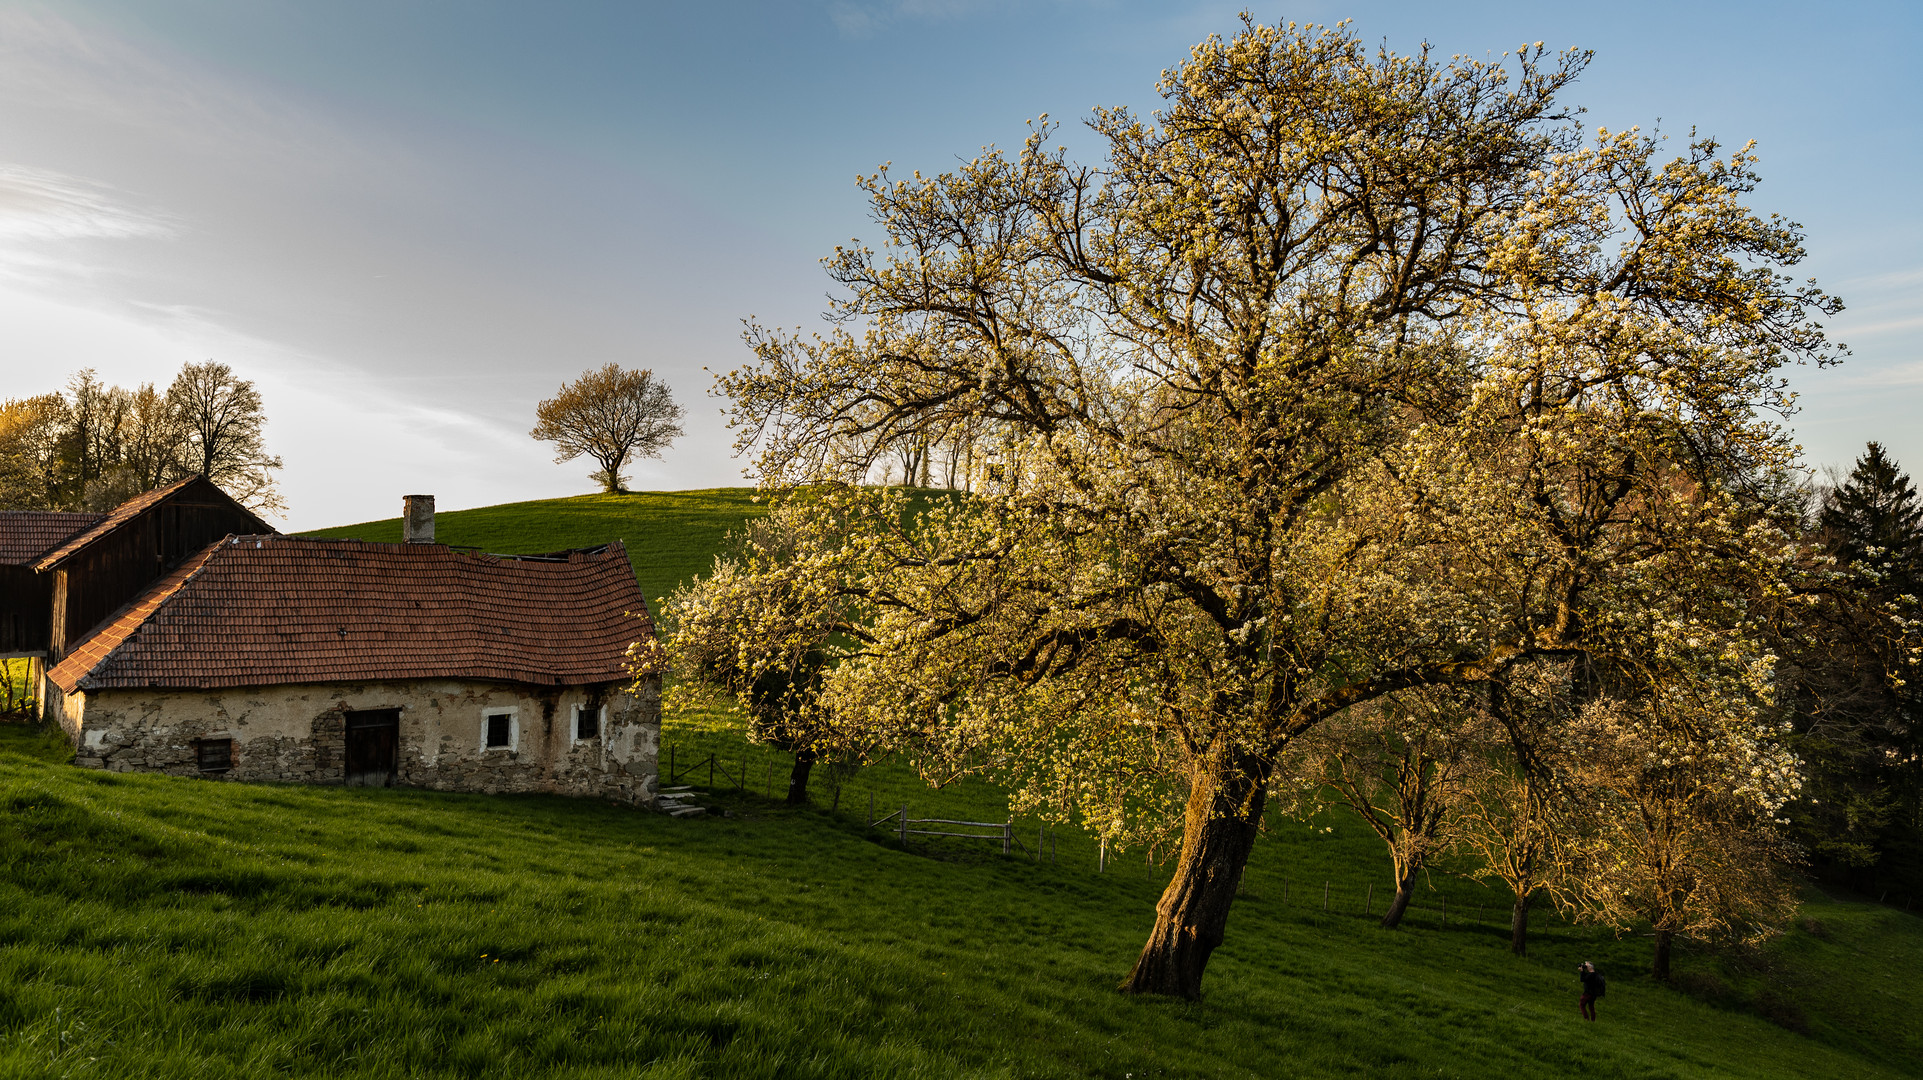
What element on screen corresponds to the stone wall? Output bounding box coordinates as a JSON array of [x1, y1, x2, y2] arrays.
[[60, 675, 660, 805]]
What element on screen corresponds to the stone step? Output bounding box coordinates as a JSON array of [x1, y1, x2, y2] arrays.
[[667, 806, 708, 818], [660, 786, 695, 793]]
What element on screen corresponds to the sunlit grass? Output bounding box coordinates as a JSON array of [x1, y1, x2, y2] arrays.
[[1, 658, 33, 712], [1, 711, 1915, 1079]]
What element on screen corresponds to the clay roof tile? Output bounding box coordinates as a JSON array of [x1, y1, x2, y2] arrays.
[[47, 536, 655, 693], [0, 512, 107, 565]]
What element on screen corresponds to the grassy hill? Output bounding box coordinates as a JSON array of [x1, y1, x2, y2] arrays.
[[299, 489, 767, 609], [1, 717, 1916, 1079], [0, 489, 1912, 1077]]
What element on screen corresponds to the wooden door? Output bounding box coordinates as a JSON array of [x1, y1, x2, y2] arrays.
[[343, 709, 400, 787]]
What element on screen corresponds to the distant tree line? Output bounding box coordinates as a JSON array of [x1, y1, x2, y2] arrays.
[[0, 362, 284, 515]]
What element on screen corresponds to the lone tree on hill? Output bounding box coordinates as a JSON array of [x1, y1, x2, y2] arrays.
[[532, 364, 684, 494], [681, 18, 1842, 999]]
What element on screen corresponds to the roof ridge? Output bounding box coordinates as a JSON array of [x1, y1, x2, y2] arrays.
[[34, 476, 272, 571]]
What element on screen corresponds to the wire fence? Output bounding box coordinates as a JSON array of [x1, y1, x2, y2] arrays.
[[656, 740, 1922, 920]]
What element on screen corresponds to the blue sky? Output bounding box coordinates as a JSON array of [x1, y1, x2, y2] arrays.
[[0, 1, 1916, 529]]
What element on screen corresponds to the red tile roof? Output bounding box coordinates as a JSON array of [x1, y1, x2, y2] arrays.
[[34, 476, 273, 571], [48, 536, 655, 693], [0, 512, 105, 565]]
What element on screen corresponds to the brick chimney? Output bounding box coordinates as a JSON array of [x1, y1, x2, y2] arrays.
[[402, 495, 435, 544]]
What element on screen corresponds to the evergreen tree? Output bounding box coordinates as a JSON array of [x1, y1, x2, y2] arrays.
[[1821, 442, 1923, 595], [1785, 442, 1923, 896]]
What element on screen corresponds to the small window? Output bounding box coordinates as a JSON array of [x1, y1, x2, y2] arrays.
[[485, 713, 512, 749], [574, 705, 600, 742], [198, 738, 233, 773]]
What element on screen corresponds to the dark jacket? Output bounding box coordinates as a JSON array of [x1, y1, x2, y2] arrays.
[[1579, 968, 1605, 998]]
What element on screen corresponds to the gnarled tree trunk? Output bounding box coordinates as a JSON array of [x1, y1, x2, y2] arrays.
[[1119, 741, 1270, 999], [1510, 892, 1531, 955], [1380, 872, 1419, 929], [786, 748, 816, 804]]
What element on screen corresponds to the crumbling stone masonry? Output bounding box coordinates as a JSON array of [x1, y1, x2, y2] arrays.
[[62, 675, 660, 805]]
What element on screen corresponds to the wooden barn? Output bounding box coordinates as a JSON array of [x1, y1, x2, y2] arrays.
[[0, 511, 103, 661], [32, 475, 273, 669]]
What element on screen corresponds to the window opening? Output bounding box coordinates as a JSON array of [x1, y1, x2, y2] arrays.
[[576, 705, 600, 741], [485, 713, 513, 749], [198, 738, 233, 773]]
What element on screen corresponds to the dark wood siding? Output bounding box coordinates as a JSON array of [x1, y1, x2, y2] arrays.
[[0, 566, 51, 656], [49, 478, 271, 660]]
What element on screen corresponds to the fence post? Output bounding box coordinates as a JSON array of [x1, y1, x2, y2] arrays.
[[708, 755, 714, 789], [1323, 882, 1330, 912], [899, 804, 908, 847], [1002, 822, 1011, 856], [1365, 883, 1372, 915], [1441, 896, 1446, 926], [1099, 836, 1107, 873]]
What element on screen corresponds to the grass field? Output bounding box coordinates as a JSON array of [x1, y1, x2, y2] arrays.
[[298, 489, 767, 611], [1, 658, 31, 713], [0, 488, 1910, 1077], [1, 713, 1916, 1079]]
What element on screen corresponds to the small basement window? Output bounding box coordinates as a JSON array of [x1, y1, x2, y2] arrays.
[[197, 738, 233, 774], [574, 704, 601, 742], [482, 711, 516, 751]]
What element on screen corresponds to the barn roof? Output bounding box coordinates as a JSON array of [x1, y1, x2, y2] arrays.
[[0, 512, 106, 566], [48, 535, 654, 693], [34, 476, 274, 571]]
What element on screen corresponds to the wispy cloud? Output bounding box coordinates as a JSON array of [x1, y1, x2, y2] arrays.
[[0, 164, 174, 243]]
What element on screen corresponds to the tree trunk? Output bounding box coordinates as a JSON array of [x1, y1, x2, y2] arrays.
[[1510, 892, 1531, 955], [1379, 872, 1418, 929], [785, 749, 815, 805], [1652, 928, 1673, 981], [1119, 741, 1269, 999]]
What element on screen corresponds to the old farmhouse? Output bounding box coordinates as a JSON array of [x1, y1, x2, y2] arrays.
[[4, 481, 660, 805]]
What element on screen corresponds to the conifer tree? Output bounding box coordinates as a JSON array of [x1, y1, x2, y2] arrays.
[[1783, 442, 1923, 892]]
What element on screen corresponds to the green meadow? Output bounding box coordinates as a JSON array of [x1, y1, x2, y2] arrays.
[[0, 488, 1909, 1077], [298, 489, 766, 610]]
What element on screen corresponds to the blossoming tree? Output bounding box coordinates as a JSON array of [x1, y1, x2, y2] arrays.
[[693, 19, 1841, 998]]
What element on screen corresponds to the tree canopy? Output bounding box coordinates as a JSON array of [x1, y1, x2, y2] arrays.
[[0, 361, 282, 515], [531, 364, 684, 494], [686, 19, 1843, 998]]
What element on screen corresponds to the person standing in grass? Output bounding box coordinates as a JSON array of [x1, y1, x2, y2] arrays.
[[1577, 962, 1605, 1021]]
